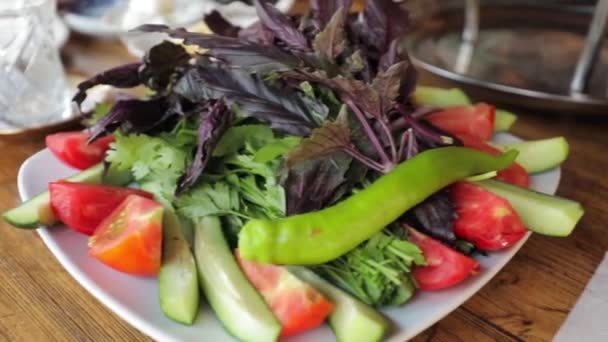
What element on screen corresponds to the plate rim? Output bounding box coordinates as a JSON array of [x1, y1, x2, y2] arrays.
[[17, 133, 561, 342]]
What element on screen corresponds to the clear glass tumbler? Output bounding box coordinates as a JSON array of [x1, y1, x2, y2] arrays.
[[0, 0, 70, 132]]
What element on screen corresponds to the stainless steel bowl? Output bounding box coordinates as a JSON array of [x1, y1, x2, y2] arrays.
[[407, 0, 608, 115]]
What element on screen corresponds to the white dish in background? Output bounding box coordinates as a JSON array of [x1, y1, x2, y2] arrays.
[[17, 132, 560, 341], [62, 0, 295, 39]]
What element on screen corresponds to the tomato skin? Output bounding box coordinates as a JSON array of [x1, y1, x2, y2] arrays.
[[49, 182, 153, 235], [46, 131, 115, 170], [426, 103, 495, 141], [451, 182, 527, 250], [89, 195, 163, 276], [235, 250, 334, 337], [408, 228, 480, 291], [457, 134, 530, 187]]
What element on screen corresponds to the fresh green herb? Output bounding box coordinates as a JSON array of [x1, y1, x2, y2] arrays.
[[314, 230, 426, 306]]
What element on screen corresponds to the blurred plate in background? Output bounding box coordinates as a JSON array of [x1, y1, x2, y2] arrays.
[[407, 2, 608, 115]]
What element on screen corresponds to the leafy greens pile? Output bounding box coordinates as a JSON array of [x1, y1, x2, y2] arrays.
[[75, 0, 464, 307]]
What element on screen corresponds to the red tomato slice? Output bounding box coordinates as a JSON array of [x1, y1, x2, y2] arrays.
[[46, 131, 115, 170], [89, 195, 163, 276], [49, 182, 153, 235], [235, 250, 334, 337], [408, 228, 480, 291], [426, 103, 496, 141], [451, 182, 527, 251], [457, 133, 530, 187]]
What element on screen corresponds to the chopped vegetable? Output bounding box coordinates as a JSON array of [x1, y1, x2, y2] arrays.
[[426, 104, 496, 141], [88, 195, 163, 276], [451, 182, 527, 250], [408, 227, 480, 291], [476, 180, 584, 237], [49, 182, 153, 235], [457, 133, 530, 187], [495, 137, 569, 173], [236, 250, 334, 337], [159, 210, 199, 325], [193, 216, 281, 342], [46, 131, 115, 170]]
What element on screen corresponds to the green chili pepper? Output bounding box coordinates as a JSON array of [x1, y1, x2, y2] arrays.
[[239, 147, 518, 265]]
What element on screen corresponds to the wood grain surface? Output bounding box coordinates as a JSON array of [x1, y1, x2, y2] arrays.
[[1, 2, 607, 341]]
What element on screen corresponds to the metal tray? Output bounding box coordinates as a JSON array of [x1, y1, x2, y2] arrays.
[[407, 2, 608, 115]]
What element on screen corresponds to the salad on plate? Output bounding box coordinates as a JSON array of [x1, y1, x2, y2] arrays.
[[4, 0, 584, 341]]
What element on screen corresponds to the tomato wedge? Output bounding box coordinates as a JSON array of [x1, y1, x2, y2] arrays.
[[426, 103, 495, 141], [457, 133, 530, 187], [451, 182, 527, 250], [235, 250, 334, 337], [49, 182, 153, 235], [46, 131, 115, 170], [89, 195, 163, 276], [408, 228, 479, 291]]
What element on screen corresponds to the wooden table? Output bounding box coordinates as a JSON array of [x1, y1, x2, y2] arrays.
[[1, 5, 608, 342]]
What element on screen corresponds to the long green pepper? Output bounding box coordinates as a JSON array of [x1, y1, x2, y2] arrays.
[[238, 147, 518, 265]]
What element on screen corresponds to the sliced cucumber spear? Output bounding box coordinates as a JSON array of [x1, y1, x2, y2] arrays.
[[413, 86, 471, 108], [193, 217, 281, 342], [3, 163, 131, 229], [289, 267, 390, 342], [494, 109, 518, 132], [476, 180, 584, 236], [158, 210, 199, 325], [495, 137, 569, 173], [413, 86, 518, 132]]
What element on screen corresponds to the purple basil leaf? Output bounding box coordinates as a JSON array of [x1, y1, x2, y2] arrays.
[[176, 99, 233, 195], [73, 62, 142, 106], [406, 190, 457, 244], [283, 152, 351, 215], [238, 21, 275, 44], [312, 6, 347, 63], [311, 0, 352, 29], [174, 66, 326, 135], [371, 60, 410, 114], [204, 10, 241, 37], [286, 112, 351, 167], [136, 24, 300, 73], [358, 0, 409, 52], [88, 98, 168, 142], [378, 38, 400, 72], [140, 41, 190, 91], [253, 0, 310, 51]]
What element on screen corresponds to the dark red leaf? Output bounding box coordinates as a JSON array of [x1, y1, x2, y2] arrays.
[[73, 63, 142, 106], [253, 0, 310, 51], [136, 24, 300, 73], [88, 98, 169, 142], [204, 10, 241, 37], [174, 66, 326, 136], [176, 99, 234, 195]]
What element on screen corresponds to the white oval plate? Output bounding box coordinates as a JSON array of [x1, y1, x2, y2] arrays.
[[17, 132, 560, 342]]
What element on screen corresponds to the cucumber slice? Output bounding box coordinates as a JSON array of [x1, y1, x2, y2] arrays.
[[193, 217, 280, 342], [496, 137, 569, 173], [159, 210, 199, 325], [494, 109, 518, 132], [289, 267, 389, 342], [3, 163, 132, 229], [413, 86, 471, 107], [5, 164, 101, 228], [475, 180, 584, 236]]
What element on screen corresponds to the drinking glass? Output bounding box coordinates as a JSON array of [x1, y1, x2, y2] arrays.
[[0, 0, 70, 132]]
